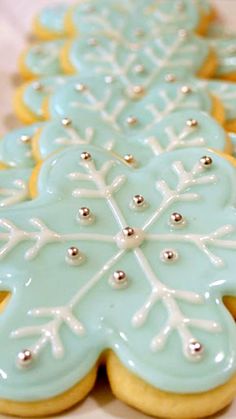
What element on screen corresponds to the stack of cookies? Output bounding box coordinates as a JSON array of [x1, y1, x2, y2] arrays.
[[0, 1, 236, 417]]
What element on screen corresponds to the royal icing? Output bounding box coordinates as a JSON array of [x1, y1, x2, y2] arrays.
[[35, 4, 68, 36], [69, 0, 207, 42], [0, 169, 31, 207], [23, 30, 209, 82], [24, 40, 64, 78], [0, 125, 40, 168], [0, 145, 235, 401], [31, 110, 229, 164], [208, 38, 236, 77], [47, 77, 213, 130]]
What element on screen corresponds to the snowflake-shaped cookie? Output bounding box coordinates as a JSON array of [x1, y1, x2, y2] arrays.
[[0, 145, 235, 402]]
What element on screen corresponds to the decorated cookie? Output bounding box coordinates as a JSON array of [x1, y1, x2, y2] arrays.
[[46, 77, 222, 130], [14, 75, 225, 126], [64, 0, 213, 40], [0, 168, 31, 208], [19, 30, 215, 83], [208, 38, 236, 81], [1, 110, 229, 170], [0, 145, 235, 418], [33, 4, 68, 41], [199, 79, 236, 132], [0, 124, 40, 168], [19, 40, 65, 81], [32, 110, 231, 164], [60, 31, 215, 81], [14, 76, 74, 124]]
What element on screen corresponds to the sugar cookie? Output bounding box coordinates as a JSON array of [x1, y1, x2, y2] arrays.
[[14, 76, 225, 126], [19, 30, 216, 82], [0, 146, 235, 418], [1, 110, 230, 169], [19, 40, 64, 81], [64, 0, 213, 40], [32, 4, 68, 41], [0, 124, 40, 168]]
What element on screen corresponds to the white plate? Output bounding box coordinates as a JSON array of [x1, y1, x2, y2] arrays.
[[0, 0, 235, 417]]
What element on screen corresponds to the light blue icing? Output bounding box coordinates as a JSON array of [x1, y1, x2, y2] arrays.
[[0, 146, 235, 401], [47, 77, 213, 129], [0, 125, 40, 168], [0, 110, 228, 174], [208, 38, 236, 77], [35, 110, 227, 163], [36, 4, 68, 35], [200, 79, 236, 121], [0, 168, 32, 208], [66, 31, 209, 81], [70, 0, 203, 41], [20, 75, 236, 125], [23, 30, 210, 81], [24, 40, 64, 78], [23, 76, 75, 119]]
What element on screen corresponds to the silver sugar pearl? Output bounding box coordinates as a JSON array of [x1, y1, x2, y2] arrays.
[[67, 247, 79, 258], [80, 151, 92, 161], [75, 83, 87, 92], [104, 75, 114, 84], [188, 340, 204, 356], [124, 154, 135, 164], [20, 134, 31, 144], [126, 116, 138, 126], [181, 85, 192, 94], [79, 207, 90, 218], [161, 249, 178, 262], [200, 156, 213, 167], [170, 212, 183, 224], [134, 64, 145, 74], [165, 73, 176, 83], [32, 81, 43, 91], [17, 349, 33, 367], [123, 227, 135, 237], [132, 85, 145, 95], [133, 194, 145, 207], [186, 118, 198, 128], [66, 246, 85, 266], [61, 117, 72, 127], [113, 270, 127, 282]]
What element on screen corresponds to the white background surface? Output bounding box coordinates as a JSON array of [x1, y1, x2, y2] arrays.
[[0, 1, 235, 418]]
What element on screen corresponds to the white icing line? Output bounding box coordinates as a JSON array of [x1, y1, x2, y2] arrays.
[[0, 179, 29, 207], [143, 160, 217, 231]]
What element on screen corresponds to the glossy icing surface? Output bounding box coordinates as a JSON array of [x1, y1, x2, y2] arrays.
[[0, 125, 40, 168], [23, 29, 209, 84], [202, 80, 236, 121], [36, 4, 68, 34], [209, 38, 236, 76], [70, 0, 203, 41], [35, 110, 228, 163], [48, 77, 213, 129], [66, 31, 209, 83], [0, 168, 31, 207], [0, 146, 235, 401], [23, 76, 73, 118], [0, 110, 228, 171], [24, 40, 64, 77]]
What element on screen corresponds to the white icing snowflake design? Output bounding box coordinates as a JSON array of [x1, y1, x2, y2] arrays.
[[0, 146, 234, 369]]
